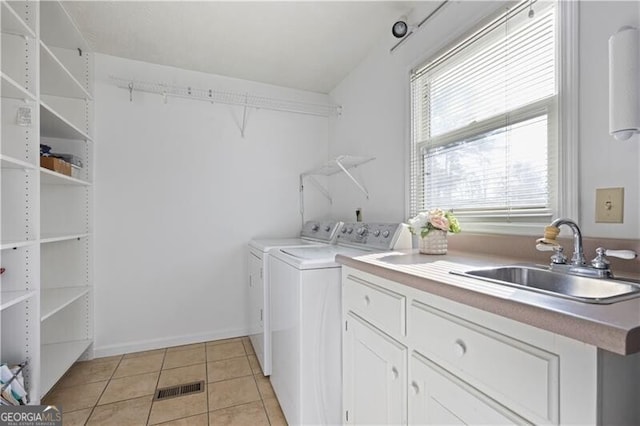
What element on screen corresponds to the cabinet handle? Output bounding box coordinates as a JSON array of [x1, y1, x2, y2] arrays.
[[364, 295, 370, 306], [453, 339, 466, 357], [411, 381, 420, 395], [391, 366, 399, 380]]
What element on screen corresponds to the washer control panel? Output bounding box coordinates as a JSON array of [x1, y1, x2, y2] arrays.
[[336, 223, 411, 250], [300, 220, 342, 242]]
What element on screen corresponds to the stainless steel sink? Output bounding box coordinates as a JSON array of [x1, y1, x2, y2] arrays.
[[451, 265, 640, 304]]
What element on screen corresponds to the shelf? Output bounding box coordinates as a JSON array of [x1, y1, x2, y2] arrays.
[[1, 1, 36, 38], [0, 154, 36, 170], [40, 101, 92, 141], [1, 72, 36, 101], [41, 339, 92, 396], [41, 287, 89, 321], [301, 155, 375, 177], [40, 233, 90, 245], [1, 290, 36, 311], [39, 1, 89, 52], [0, 239, 35, 250], [40, 167, 91, 186], [40, 41, 92, 100]]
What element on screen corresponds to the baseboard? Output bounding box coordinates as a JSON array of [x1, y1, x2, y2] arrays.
[[92, 327, 250, 358]]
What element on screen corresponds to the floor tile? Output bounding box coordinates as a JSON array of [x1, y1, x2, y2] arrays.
[[241, 337, 255, 355], [163, 347, 205, 370], [207, 357, 252, 383], [88, 354, 123, 364], [148, 387, 208, 425], [209, 400, 269, 426], [61, 408, 92, 426], [247, 354, 263, 375], [254, 374, 276, 400], [155, 413, 208, 425], [206, 341, 246, 362], [113, 353, 165, 378], [208, 376, 260, 411], [166, 343, 205, 353], [263, 396, 288, 426], [98, 371, 159, 405], [158, 363, 206, 388], [123, 348, 166, 359], [42, 380, 107, 413], [205, 337, 242, 347], [55, 359, 119, 388], [88, 395, 152, 425]]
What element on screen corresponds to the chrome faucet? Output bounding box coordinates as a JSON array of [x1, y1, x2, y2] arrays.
[[550, 218, 587, 267], [537, 218, 637, 278]]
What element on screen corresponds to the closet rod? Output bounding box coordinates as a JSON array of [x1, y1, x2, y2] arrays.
[[110, 77, 342, 118]]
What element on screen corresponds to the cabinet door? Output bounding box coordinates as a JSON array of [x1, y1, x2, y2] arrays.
[[344, 312, 407, 425], [409, 352, 529, 425]]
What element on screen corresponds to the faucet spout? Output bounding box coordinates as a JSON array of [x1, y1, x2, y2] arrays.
[[550, 218, 587, 266]]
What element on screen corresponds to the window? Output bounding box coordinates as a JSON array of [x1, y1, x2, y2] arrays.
[[409, 1, 570, 234]]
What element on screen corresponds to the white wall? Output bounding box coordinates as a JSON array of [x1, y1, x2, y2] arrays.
[[329, 1, 640, 240], [93, 54, 330, 355]]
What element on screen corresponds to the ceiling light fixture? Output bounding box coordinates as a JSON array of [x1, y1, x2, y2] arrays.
[[390, 0, 449, 53]]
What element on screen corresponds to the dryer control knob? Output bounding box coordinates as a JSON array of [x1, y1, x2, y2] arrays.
[[347, 228, 353, 234], [382, 230, 390, 238], [312, 224, 319, 231], [373, 230, 381, 237], [357, 227, 367, 236], [324, 225, 331, 232], [341, 227, 347, 233]]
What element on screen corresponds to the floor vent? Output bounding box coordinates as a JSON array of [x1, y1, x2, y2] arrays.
[[154, 380, 204, 401]]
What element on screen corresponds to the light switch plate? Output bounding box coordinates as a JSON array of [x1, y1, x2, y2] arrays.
[[595, 187, 624, 223]]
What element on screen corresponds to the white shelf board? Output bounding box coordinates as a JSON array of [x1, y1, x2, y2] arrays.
[[41, 287, 90, 321], [1, 239, 36, 250], [1, 154, 36, 170], [1, 72, 36, 100], [40, 233, 90, 244], [1, 1, 36, 38], [301, 155, 375, 176], [40, 101, 92, 141], [40, 339, 92, 396], [40, 167, 91, 186], [40, 41, 92, 100], [1, 290, 36, 311], [39, 1, 89, 51]]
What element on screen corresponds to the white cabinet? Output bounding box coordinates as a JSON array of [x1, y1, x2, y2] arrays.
[[1, 0, 94, 402], [342, 266, 640, 425], [343, 312, 406, 425]]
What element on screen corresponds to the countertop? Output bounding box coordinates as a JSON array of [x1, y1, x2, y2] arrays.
[[336, 249, 640, 355]]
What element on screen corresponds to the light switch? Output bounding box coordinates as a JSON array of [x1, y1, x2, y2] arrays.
[[595, 187, 624, 223]]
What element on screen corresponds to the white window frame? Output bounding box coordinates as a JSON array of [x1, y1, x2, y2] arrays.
[[406, 0, 578, 236]]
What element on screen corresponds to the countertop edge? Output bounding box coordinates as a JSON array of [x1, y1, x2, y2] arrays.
[[337, 253, 638, 355]]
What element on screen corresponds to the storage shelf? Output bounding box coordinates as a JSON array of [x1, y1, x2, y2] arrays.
[[301, 155, 375, 177], [1, 154, 36, 170], [1, 239, 36, 250], [41, 287, 89, 321], [40, 233, 90, 244], [40, 167, 91, 186], [1, 72, 36, 101], [40, 101, 92, 141], [40, 41, 92, 100], [1, 1, 36, 38], [1, 290, 36, 311], [39, 1, 89, 52], [41, 339, 92, 396]]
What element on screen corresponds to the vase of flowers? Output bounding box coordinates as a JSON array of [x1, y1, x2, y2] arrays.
[[407, 209, 461, 254]]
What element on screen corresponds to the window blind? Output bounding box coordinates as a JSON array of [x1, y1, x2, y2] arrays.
[[409, 1, 557, 226]]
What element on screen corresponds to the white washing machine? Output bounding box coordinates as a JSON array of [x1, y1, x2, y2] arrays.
[[269, 222, 411, 425], [248, 220, 341, 376]]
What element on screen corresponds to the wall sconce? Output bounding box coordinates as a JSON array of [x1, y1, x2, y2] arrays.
[[609, 26, 639, 141]]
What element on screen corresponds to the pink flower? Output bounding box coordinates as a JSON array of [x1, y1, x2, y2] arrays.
[[429, 215, 449, 231]]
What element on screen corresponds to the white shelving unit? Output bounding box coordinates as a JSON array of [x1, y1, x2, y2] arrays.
[[1, 0, 94, 402]]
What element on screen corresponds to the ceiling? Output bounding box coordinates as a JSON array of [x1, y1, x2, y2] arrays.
[[62, 1, 420, 94]]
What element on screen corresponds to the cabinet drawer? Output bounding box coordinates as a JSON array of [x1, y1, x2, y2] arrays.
[[344, 274, 406, 337], [410, 300, 559, 424]]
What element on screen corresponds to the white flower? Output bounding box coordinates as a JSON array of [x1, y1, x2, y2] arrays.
[[408, 212, 429, 234]]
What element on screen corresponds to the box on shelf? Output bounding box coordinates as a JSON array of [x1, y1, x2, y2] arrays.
[[40, 156, 72, 176]]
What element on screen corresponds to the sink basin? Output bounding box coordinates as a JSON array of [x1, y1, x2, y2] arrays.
[[451, 265, 640, 304]]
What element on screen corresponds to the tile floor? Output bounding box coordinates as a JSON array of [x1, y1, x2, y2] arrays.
[[42, 337, 287, 425]]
